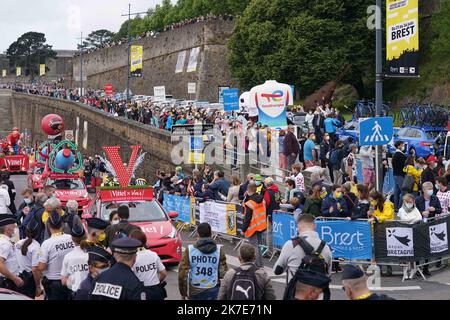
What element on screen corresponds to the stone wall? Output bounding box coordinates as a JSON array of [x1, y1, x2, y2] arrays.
[[72, 19, 237, 102], [9, 92, 175, 179]]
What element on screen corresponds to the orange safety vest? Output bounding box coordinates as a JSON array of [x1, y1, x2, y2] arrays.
[[244, 199, 267, 238]]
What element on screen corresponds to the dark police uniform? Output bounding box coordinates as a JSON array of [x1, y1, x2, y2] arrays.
[[90, 238, 145, 300], [74, 245, 113, 300]]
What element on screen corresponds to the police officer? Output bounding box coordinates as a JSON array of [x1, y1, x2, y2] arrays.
[[37, 211, 75, 300], [129, 229, 167, 300], [85, 218, 109, 248], [15, 219, 42, 298], [178, 223, 228, 300], [0, 214, 23, 291], [61, 224, 89, 295], [341, 265, 395, 300], [90, 237, 145, 300], [74, 245, 113, 300], [293, 269, 331, 301]]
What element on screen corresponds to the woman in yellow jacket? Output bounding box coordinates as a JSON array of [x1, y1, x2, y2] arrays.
[[369, 190, 394, 223], [403, 156, 425, 194]]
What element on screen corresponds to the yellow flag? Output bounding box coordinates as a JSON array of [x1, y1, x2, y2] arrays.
[[130, 45, 143, 77], [1, 70, 5, 78], [16, 67, 21, 77], [40, 64, 46, 76], [386, 0, 419, 76]]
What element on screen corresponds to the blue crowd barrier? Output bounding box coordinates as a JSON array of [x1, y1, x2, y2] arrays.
[[162, 194, 193, 224]]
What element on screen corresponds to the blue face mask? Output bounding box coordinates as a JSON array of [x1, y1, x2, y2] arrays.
[[24, 198, 32, 205], [97, 267, 110, 275], [427, 190, 434, 197]]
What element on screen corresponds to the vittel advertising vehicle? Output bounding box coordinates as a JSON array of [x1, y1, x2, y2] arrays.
[[27, 162, 49, 191], [45, 173, 94, 215], [0, 154, 30, 173], [87, 187, 182, 264]]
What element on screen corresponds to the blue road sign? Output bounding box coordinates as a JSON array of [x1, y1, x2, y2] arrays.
[[190, 136, 204, 151], [223, 89, 239, 112], [359, 117, 394, 146]]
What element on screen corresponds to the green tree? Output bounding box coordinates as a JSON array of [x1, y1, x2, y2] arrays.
[[6, 32, 56, 78], [80, 29, 116, 50], [228, 0, 375, 98]]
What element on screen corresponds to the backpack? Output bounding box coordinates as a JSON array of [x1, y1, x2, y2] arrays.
[[329, 149, 339, 166], [283, 237, 328, 300], [227, 265, 262, 300]]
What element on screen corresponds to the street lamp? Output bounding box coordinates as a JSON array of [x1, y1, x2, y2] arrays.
[[121, 3, 147, 107]]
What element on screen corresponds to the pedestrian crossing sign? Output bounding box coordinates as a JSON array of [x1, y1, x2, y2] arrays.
[[359, 117, 394, 146]]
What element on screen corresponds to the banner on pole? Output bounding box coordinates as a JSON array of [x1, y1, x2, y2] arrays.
[[386, 0, 419, 77], [223, 89, 240, 112], [130, 45, 143, 77], [39, 64, 46, 77], [1, 70, 6, 78], [16, 67, 21, 77], [188, 83, 196, 94]]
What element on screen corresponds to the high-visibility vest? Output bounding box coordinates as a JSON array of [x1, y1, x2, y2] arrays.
[[244, 199, 267, 238]]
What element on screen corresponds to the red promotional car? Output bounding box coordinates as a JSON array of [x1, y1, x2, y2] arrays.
[[45, 174, 94, 215], [27, 163, 49, 191], [85, 187, 182, 264], [0, 155, 30, 173]]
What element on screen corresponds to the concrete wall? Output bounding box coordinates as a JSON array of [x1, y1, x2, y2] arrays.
[[72, 20, 237, 102], [9, 92, 175, 179]]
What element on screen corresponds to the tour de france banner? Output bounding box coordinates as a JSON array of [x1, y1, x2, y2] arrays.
[[39, 64, 46, 77], [130, 45, 143, 77], [272, 212, 373, 260], [374, 215, 450, 262], [386, 0, 419, 77], [199, 201, 237, 236], [163, 194, 194, 225], [249, 80, 293, 128]]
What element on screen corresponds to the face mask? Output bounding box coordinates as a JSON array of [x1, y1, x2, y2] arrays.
[[97, 267, 110, 275], [436, 184, 441, 191], [112, 220, 120, 225], [24, 198, 32, 205], [334, 192, 342, 199], [404, 203, 414, 209], [427, 190, 434, 197], [255, 181, 261, 186]]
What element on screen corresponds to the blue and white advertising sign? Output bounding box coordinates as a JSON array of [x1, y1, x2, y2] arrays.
[[223, 89, 240, 112], [272, 212, 299, 248], [316, 220, 373, 260]]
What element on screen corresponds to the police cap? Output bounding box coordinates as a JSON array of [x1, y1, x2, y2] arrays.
[[86, 218, 109, 230], [341, 265, 365, 281], [71, 224, 86, 238], [87, 246, 113, 265], [111, 237, 142, 254], [296, 270, 331, 289], [0, 214, 16, 227], [48, 210, 62, 228]]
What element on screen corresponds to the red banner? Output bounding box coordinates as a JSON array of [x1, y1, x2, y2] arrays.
[[105, 84, 113, 96], [102, 146, 141, 188], [100, 188, 153, 202]]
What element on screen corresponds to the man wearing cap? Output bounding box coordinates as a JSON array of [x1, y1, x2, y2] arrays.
[[86, 217, 109, 248], [421, 155, 438, 187], [341, 265, 394, 300], [74, 245, 113, 300], [105, 206, 140, 248], [61, 224, 89, 295], [0, 214, 23, 291], [293, 268, 331, 300], [37, 210, 75, 300], [90, 237, 145, 300]]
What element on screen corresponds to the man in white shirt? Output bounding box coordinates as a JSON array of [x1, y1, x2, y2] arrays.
[[0, 185, 11, 214]]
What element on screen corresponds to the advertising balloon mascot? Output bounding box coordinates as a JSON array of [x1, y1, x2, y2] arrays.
[[1, 127, 23, 156], [36, 114, 83, 174]]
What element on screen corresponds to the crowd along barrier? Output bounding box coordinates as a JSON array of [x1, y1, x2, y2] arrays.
[[355, 158, 394, 195]]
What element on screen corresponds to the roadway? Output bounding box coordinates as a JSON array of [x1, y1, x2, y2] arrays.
[[10, 174, 450, 300]]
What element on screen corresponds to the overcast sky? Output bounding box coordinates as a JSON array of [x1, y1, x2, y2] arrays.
[[0, 0, 166, 53]]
